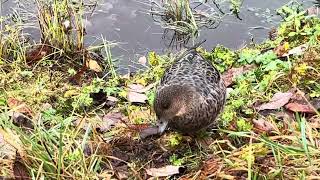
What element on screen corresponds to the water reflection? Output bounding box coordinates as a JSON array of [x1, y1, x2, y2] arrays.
[[0, 0, 316, 72]]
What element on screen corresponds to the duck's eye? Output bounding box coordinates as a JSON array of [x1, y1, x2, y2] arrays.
[[162, 103, 170, 109]]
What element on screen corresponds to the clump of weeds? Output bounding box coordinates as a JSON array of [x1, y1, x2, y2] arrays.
[[149, 0, 243, 48]]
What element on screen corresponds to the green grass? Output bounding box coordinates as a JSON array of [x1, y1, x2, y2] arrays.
[[1, 0, 320, 179]]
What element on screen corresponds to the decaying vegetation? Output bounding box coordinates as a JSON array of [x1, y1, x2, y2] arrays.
[[0, 0, 320, 179]]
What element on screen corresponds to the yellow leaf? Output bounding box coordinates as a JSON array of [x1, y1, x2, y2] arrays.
[[294, 63, 308, 75], [87, 59, 102, 72], [64, 90, 79, 98], [118, 90, 127, 98], [136, 79, 147, 86], [148, 51, 158, 66], [0, 128, 25, 159], [284, 42, 290, 51]]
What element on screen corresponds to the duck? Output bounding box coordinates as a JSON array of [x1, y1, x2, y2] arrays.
[[153, 45, 226, 134]]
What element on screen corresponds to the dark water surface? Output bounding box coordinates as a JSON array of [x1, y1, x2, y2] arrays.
[[0, 0, 315, 72]]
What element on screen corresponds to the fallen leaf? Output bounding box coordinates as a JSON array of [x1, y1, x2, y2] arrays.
[[0, 131, 16, 160], [274, 42, 289, 57], [107, 96, 119, 102], [128, 123, 152, 131], [146, 165, 183, 177], [127, 91, 147, 103], [128, 83, 155, 93], [139, 126, 160, 139], [285, 102, 316, 114], [138, 56, 147, 65], [200, 157, 222, 178], [87, 59, 102, 72], [221, 65, 255, 87], [7, 98, 33, 117], [311, 98, 320, 110], [255, 92, 293, 111], [307, 6, 320, 16], [7, 111, 34, 129], [98, 171, 113, 180], [309, 116, 320, 128], [13, 156, 31, 180], [96, 112, 126, 133], [25, 44, 52, 65], [115, 165, 129, 180], [84, 141, 111, 157], [68, 65, 87, 85], [64, 90, 79, 98], [273, 111, 294, 120], [253, 119, 276, 133], [128, 84, 145, 92], [282, 44, 308, 57], [41, 103, 53, 111], [0, 128, 25, 161], [72, 118, 91, 131], [268, 27, 277, 41]]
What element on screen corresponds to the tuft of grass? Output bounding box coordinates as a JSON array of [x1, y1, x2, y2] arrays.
[[149, 0, 240, 47]]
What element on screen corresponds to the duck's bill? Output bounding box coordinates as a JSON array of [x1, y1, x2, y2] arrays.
[[157, 120, 168, 134]]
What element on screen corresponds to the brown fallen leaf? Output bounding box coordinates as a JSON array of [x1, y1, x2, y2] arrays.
[[96, 112, 126, 133], [274, 42, 289, 57], [255, 92, 293, 111], [98, 171, 113, 180], [307, 6, 320, 16], [128, 123, 153, 132], [7, 97, 34, 117], [308, 116, 320, 129], [87, 59, 102, 72], [268, 27, 277, 41], [282, 44, 308, 57], [128, 84, 145, 92], [128, 83, 155, 93], [7, 111, 34, 129], [139, 126, 160, 139], [0, 131, 16, 160], [13, 155, 31, 180], [115, 165, 129, 180], [0, 128, 25, 164], [253, 119, 276, 133], [72, 118, 90, 130], [146, 165, 183, 177], [311, 98, 320, 110], [68, 65, 87, 85], [107, 96, 119, 102], [221, 65, 256, 87], [200, 157, 222, 178], [273, 111, 294, 121], [127, 91, 147, 103], [285, 102, 317, 114], [25, 44, 52, 65]]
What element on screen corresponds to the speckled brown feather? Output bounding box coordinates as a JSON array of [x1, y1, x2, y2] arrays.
[[154, 48, 226, 133]]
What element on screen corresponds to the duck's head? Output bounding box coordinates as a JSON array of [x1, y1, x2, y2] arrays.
[[154, 85, 193, 133]]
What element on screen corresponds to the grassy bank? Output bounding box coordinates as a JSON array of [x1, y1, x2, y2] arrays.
[[1, 1, 320, 179]]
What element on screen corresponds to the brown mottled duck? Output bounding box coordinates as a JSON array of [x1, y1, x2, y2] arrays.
[[154, 47, 226, 134]]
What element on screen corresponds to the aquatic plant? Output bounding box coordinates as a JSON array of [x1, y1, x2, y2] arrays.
[[149, 0, 242, 47]]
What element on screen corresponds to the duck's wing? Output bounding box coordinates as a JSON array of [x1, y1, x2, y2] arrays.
[[191, 53, 226, 112], [158, 50, 197, 87]]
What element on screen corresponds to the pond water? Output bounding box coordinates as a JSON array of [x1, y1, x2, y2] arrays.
[[0, 0, 316, 72]]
